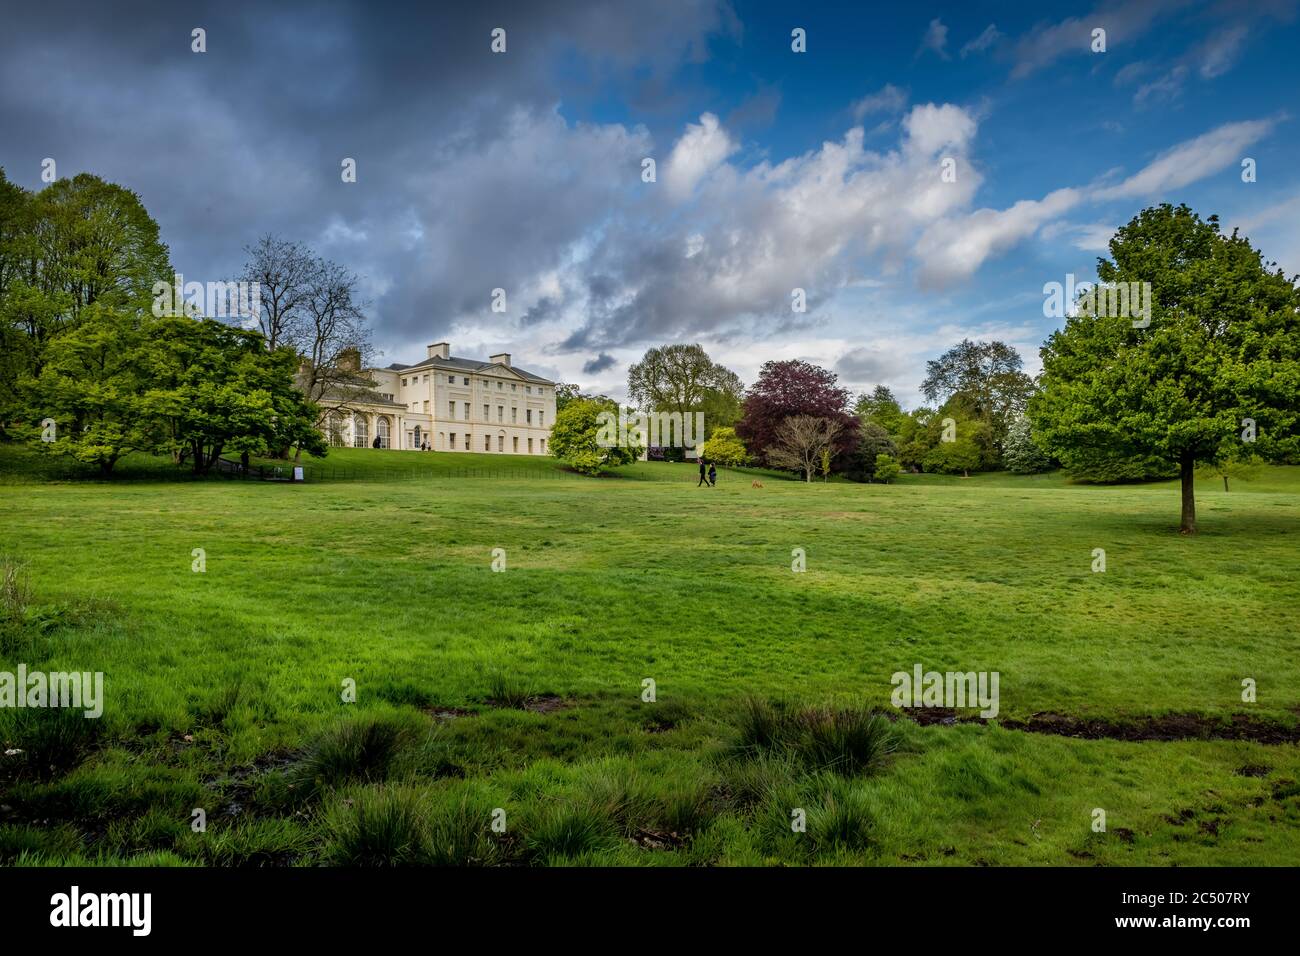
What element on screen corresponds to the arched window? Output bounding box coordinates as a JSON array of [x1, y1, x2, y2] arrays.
[[353, 414, 369, 448], [413, 424, 422, 449], [327, 412, 345, 447], [376, 416, 391, 449]]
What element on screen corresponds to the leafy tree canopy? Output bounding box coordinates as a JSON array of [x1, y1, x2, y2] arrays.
[[1032, 203, 1300, 533]]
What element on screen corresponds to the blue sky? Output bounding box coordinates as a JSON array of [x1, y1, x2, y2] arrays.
[[1, 0, 1296, 405]]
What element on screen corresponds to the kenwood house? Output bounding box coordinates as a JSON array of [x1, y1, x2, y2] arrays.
[[319, 342, 557, 455]]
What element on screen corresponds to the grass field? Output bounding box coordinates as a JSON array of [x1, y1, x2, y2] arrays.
[[2, 443, 1299, 866]]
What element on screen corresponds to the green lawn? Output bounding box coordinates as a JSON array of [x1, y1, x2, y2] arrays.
[[2, 444, 1298, 866]]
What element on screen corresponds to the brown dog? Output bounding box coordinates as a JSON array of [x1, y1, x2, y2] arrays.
[[751, 480, 764, 488]]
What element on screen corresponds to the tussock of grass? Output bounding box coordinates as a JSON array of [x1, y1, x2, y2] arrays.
[[1, 706, 103, 780], [320, 785, 430, 866], [486, 673, 535, 710], [524, 801, 619, 862], [321, 784, 505, 866], [733, 698, 898, 776], [289, 714, 419, 797], [640, 699, 692, 732]]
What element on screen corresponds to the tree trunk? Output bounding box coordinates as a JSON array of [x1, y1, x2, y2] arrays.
[[1179, 451, 1197, 534], [1223, 475, 1229, 493]]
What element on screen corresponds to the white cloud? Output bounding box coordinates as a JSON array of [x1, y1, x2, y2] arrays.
[[960, 24, 1001, 58], [851, 83, 907, 121], [663, 112, 738, 201], [901, 103, 977, 157], [918, 18, 950, 60], [1133, 64, 1188, 108], [1009, 0, 1184, 78], [1198, 24, 1249, 78], [1092, 118, 1278, 200], [914, 189, 1083, 288]]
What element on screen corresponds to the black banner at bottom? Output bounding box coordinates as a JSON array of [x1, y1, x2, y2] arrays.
[[0, 865, 1287, 941]]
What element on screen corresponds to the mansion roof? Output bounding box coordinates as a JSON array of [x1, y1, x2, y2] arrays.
[[382, 354, 553, 384]]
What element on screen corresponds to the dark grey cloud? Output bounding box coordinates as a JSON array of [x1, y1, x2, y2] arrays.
[[0, 0, 736, 356], [581, 352, 618, 374]]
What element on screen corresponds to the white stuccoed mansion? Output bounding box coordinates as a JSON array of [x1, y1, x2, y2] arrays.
[[317, 342, 557, 455]]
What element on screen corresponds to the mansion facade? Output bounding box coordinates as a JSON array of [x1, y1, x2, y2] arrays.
[[322, 342, 557, 455]]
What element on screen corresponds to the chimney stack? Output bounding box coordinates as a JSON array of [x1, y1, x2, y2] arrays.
[[427, 342, 450, 360], [489, 352, 511, 368]]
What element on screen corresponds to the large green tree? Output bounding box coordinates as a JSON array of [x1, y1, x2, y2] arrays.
[[22, 303, 157, 473], [549, 397, 641, 475], [1032, 204, 1300, 533], [1, 171, 170, 426], [921, 339, 1034, 454], [143, 315, 325, 474], [627, 343, 743, 438]]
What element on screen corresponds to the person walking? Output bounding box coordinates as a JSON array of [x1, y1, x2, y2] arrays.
[[697, 458, 708, 487], [708, 463, 717, 487]]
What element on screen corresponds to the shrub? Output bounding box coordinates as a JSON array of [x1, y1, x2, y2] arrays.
[[873, 454, 901, 483], [1002, 415, 1053, 474], [702, 427, 749, 467]]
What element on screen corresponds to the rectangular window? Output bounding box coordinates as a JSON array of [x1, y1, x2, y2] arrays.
[[526, 409, 532, 424], [463, 377, 469, 386], [497, 435, 504, 452], [464, 434, 470, 450], [448, 375, 455, 383], [540, 439, 546, 453], [483, 404, 489, 420], [450, 433, 456, 448], [423, 375, 429, 382], [511, 408, 517, 423], [401, 378, 407, 386], [511, 384, 516, 391], [528, 438, 534, 453], [448, 401, 455, 418], [498, 382, 503, 389], [463, 402, 469, 420], [497, 406, 503, 422], [526, 386, 532, 394], [538, 411, 544, 427], [513, 436, 518, 452], [485, 435, 491, 451], [423, 401, 429, 413]]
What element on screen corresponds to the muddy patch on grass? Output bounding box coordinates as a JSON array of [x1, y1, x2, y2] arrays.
[[422, 706, 476, 721], [894, 708, 1300, 743], [629, 827, 687, 851], [1001, 711, 1300, 744], [485, 694, 573, 714]]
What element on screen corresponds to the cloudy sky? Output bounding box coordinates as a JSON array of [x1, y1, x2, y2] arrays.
[[2, 0, 1297, 405]]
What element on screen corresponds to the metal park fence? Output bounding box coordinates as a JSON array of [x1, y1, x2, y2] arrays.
[[35, 459, 648, 483]]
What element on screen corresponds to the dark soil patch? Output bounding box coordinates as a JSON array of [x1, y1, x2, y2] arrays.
[[1235, 764, 1271, 777], [486, 694, 572, 714], [1000, 711, 1300, 744], [422, 706, 475, 721], [629, 827, 686, 851], [893, 707, 1300, 743]]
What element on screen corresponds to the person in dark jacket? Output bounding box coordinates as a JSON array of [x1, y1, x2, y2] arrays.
[[708, 463, 717, 486], [372, 436, 380, 449], [697, 458, 708, 487]]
